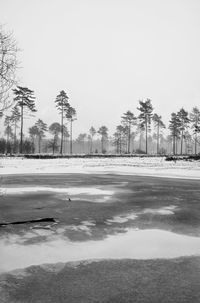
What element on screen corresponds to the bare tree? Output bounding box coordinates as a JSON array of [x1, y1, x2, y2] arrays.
[[0, 25, 19, 114]]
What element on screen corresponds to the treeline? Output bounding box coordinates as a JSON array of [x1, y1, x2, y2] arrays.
[[1, 88, 200, 156]]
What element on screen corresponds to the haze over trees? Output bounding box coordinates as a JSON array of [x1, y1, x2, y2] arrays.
[[1, 22, 200, 157], [1, 27, 200, 156]]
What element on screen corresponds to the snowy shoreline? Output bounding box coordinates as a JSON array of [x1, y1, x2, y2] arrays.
[[1, 157, 200, 179]]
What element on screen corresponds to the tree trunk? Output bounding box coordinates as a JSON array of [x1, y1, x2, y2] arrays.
[[70, 119, 73, 154], [195, 133, 197, 155], [101, 137, 104, 153], [52, 142, 55, 155], [60, 105, 64, 154], [139, 131, 142, 151], [180, 130, 183, 155], [128, 123, 131, 153], [145, 119, 148, 154], [38, 137, 41, 153], [20, 104, 23, 154], [132, 136, 134, 153], [157, 124, 160, 154], [173, 135, 175, 155], [90, 137, 93, 154]]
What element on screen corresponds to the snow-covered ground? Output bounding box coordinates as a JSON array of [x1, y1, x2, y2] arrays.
[[0, 157, 200, 179]]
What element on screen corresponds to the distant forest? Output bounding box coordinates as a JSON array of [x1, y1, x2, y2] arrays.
[[1, 25, 200, 156]]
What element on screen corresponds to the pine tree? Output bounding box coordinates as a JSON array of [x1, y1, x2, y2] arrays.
[[29, 125, 39, 153], [177, 108, 190, 155], [169, 113, 181, 155], [121, 111, 137, 153], [152, 113, 166, 154], [190, 107, 200, 154], [137, 99, 153, 154], [98, 126, 108, 153], [66, 105, 76, 154], [34, 119, 48, 153], [13, 86, 36, 153], [115, 125, 125, 154], [49, 122, 61, 154], [89, 126, 96, 153], [55, 90, 69, 155], [63, 125, 70, 154], [76, 133, 87, 153]]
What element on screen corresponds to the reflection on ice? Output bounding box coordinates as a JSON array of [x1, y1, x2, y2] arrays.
[[2, 187, 114, 196], [143, 205, 177, 215], [106, 205, 177, 225], [107, 213, 138, 224], [0, 228, 200, 273]]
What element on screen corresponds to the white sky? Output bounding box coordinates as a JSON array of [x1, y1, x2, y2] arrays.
[[1, 0, 200, 136]]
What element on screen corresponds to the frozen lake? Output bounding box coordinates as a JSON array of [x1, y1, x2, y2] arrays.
[[0, 165, 200, 274]]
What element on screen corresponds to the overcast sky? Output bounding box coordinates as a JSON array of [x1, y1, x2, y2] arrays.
[[1, 0, 200, 136]]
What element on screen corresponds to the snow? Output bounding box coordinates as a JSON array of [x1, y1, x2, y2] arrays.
[[0, 157, 200, 179]]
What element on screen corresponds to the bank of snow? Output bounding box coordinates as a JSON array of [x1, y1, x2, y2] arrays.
[[0, 157, 200, 179]]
